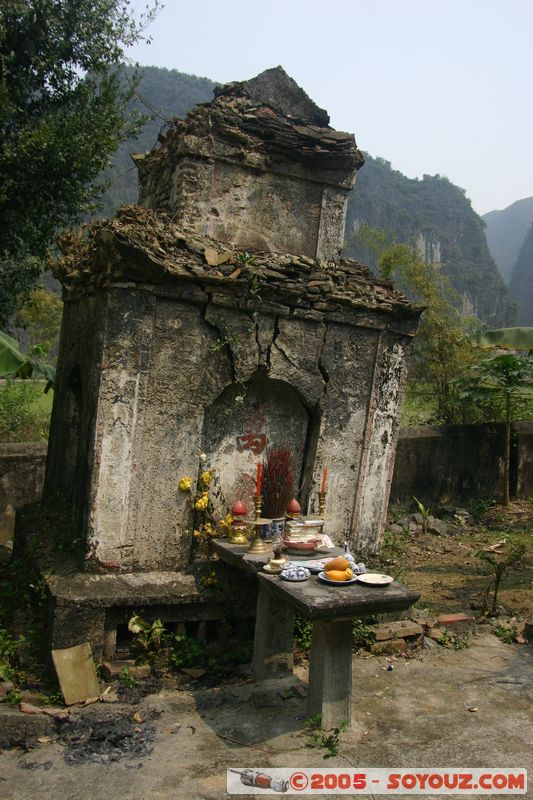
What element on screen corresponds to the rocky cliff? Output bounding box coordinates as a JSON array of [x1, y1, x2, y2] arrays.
[[344, 156, 516, 326], [509, 220, 533, 325]]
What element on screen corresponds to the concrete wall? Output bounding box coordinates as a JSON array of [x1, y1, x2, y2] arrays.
[[390, 422, 531, 507], [0, 442, 47, 543], [515, 421, 533, 497]]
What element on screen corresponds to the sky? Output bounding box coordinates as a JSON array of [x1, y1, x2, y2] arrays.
[[126, 0, 533, 216]]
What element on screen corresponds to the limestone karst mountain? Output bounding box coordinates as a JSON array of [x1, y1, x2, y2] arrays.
[[509, 220, 533, 325], [482, 197, 533, 284]]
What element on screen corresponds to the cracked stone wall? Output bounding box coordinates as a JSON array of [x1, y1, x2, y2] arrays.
[[140, 156, 347, 261], [46, 283, 414, 571]]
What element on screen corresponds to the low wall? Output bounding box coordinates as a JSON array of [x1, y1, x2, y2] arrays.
[[390, 424, 505, 507], [0, 442, 47, 543], [514, 421, 533, 497], [391, 422, 533, 507], [0, 424, 532, 527]]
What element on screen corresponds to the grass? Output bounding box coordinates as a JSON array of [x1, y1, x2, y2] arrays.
[[0, 380, 53, 442], [30, 385, 54, 416], [401, 387, 437, 427]]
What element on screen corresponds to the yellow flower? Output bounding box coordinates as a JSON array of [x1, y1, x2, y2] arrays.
[[179, 476, 192, 492], [200, 470, 213, 486], [203, 522, 215, 537], [192, 529, 202, 539], [219, 514, 233, 531], [194, 492, 209, 511]]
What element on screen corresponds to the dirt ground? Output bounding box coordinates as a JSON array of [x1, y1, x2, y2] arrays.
[[378, 500, 533, 622]]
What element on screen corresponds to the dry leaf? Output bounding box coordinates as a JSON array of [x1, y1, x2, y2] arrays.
[[468, 707, 479, 712], [132, 711, 143, 723], [485, 539, 506, 552], [37, 736, 52, 744], [81, 696, 100, 706]]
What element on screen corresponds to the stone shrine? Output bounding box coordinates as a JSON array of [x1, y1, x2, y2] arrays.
[[27, 68, 421, 655]]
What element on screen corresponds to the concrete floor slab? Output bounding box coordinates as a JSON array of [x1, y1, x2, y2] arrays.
[[0, 632, 531, 800]]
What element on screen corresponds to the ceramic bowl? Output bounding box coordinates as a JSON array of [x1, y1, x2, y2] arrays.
[[280, 566, 311, 581], [281, 538, 318, 552]]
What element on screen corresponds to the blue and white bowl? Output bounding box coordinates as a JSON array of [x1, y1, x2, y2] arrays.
[[280, 565, 311, 582]]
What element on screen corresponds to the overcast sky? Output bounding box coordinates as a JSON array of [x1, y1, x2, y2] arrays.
[[126, 0, 533, 216]]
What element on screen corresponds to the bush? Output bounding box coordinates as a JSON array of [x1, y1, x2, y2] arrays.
[[0, 380, 51, 441]]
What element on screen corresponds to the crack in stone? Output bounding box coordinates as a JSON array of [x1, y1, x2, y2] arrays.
[[271, 336, 302, 373], [247, 310, 262, 367], [201, 301, 237, 383], [268, 315, 282, 372], [317, 324, 330, 388]]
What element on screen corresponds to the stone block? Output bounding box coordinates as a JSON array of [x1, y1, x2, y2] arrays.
[[101, 661, 151, 682], [0, 706, 56, 748], [252, 584, 295, 681], [412, 617, 437, 629], [307, 618, 353, 728], [427, 627, 446, 641], [370, 638, 408, 654], [51, 603, 106, 658], [372, 620, 424, 641], [437, 613, 475, 633]]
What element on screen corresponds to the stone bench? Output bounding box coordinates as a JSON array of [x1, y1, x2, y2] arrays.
[[46, 570, 255, 659]]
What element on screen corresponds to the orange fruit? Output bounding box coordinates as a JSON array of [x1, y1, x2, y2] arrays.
[[325, 568, 353, 581], [325, 556, 350, 572]]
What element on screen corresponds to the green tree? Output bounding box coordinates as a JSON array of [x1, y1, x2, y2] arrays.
[[16, 288, 63, 362], [0, 0, 159, 325], [458, 351, 533, 505], [378, 242, 478, 423]]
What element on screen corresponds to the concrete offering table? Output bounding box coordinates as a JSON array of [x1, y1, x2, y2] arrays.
[[212, 540, 419, 727]]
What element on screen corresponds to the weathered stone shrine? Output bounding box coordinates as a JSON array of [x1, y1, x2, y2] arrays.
[[35, 68, 421, 654]]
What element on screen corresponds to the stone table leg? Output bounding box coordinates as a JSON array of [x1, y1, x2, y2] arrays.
[[251, 582, 295, 680], [307, 618, 352, 728]]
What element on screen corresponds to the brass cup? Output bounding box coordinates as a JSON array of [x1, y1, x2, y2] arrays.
[[247, 517, 273, 554]]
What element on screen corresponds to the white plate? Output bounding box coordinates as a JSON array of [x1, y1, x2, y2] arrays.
[[356, 573, 394, 586], [290, 559, 328, 573], [318, 571, 359, 586], [263, 564, 283, 574]]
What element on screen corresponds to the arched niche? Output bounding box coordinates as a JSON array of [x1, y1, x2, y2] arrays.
[[202, 374, 313, 516]]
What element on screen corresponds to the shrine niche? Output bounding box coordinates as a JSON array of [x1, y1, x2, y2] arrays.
[[202, 375, 312, 519]]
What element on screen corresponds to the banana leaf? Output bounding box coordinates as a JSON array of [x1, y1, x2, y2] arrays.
[[0, 330, 55, 390], [468, 327, 533, 351], [0, 331, 26, 377]]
